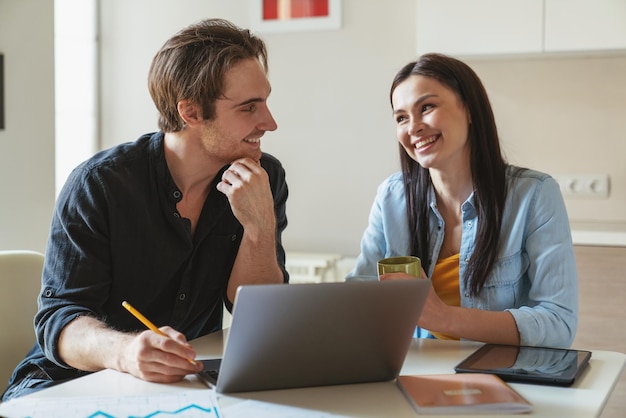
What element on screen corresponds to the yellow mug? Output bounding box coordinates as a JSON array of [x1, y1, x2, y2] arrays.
[[377, 256, 421, 279]]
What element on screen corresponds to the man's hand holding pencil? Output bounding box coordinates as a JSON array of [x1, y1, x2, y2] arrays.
[[121, 301, 203, 382]]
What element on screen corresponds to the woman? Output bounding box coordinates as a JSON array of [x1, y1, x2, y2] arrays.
[[347, 53, 577, 348]]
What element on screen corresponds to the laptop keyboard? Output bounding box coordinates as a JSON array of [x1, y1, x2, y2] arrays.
[[196, 359, 222, 388], [205, 369, 219, 380]]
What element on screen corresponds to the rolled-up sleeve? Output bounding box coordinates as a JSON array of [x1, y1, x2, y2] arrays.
[[507, 176, 578, 348], [35, 167, 113, 368]]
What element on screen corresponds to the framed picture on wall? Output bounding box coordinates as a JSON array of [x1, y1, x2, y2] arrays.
[[250, 0, 342, 33], [0, 54, 4, 130]]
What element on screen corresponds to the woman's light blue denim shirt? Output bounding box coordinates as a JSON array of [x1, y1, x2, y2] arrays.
[[347, 166, 578, 348]]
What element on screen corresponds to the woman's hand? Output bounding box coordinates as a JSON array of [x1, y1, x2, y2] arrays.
[[377, 269, 453, 336], [416, 287, 450, 331]]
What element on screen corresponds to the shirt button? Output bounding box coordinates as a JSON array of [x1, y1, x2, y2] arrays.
[[231, 234, 237, 241], [173, 212, 180, 218], [467, 221, 472, 226], [464, 292, 470, 297], [179, 293, 186, 301], [44, 289, 53, 297], [173, 190, 182, 199]]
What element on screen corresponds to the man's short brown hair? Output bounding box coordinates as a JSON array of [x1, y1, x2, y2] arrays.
[[148, 18, 268, 132]]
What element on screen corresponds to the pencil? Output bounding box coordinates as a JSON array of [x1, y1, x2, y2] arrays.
[[121, 300, 196, 365]]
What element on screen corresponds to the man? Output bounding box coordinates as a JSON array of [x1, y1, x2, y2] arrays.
[[3, 18, 288, 401]]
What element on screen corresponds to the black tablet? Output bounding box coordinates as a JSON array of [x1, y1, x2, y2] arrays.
[[454, 344, 592, 386]]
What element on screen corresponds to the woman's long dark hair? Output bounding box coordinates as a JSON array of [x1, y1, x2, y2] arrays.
[[390, 53, 507, 296]]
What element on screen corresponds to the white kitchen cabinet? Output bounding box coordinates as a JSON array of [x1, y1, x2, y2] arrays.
[[544, 0, 626, 52], [417, 0, 626, 57], [416, 0, 543, 56]]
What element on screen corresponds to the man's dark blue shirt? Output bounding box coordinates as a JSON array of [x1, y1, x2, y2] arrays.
[[3, 132, 288, 399]]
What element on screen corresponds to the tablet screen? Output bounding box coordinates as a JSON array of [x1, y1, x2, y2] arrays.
[[454, 344, 592, 386]]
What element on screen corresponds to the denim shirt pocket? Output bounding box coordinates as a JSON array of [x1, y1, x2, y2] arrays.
[[477, 251, 528, 311]]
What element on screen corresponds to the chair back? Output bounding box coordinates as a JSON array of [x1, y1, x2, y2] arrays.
[[0, 250, 44, 388]]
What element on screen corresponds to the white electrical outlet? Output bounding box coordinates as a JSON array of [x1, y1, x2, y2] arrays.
[[553, 174, 610, 198]]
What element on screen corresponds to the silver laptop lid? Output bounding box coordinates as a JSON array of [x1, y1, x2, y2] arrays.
[[216, 279, 430, 393]]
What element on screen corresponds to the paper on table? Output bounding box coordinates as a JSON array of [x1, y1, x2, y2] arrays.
[[221, 399, 350, 417], [0, 389, 220, 418]]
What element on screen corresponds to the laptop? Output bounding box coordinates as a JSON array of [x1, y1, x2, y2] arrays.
[[197, 279, 431, 393]]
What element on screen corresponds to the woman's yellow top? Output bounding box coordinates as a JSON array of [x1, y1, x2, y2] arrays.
[[429, 253, 461, 340]]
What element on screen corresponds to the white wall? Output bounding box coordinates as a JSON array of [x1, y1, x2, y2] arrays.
[[0, 0, 55, 253], [1, 0, 625, 256], [95, 0, 626, 256]]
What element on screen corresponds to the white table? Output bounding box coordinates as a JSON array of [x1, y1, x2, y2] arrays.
[[1, 331, 624, 417]]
